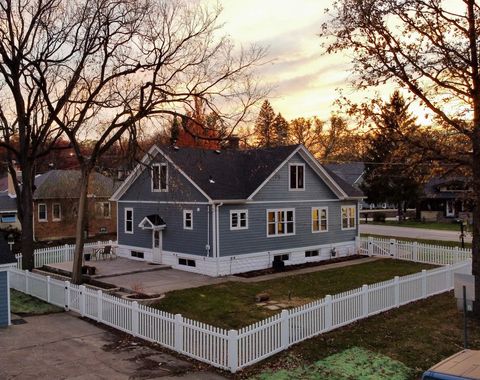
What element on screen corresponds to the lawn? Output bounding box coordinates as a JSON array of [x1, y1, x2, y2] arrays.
[[361, 233, 472, 249], [244, 292, 480, 380], [153, 259, 435, 329], [362, 220, 464, 232], [10, 289, 63, 315]]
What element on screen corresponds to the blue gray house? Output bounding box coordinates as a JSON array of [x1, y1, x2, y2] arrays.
[[0, 234, 16, 327], [111, 144, 363, 276]]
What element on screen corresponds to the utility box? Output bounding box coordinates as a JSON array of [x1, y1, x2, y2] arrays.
[[454, 273, 475, 312]]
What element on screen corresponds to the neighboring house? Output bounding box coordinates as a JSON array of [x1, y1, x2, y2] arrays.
[[0, 233, 16, 327], [33, 170, 120, 241], [0, 174, 21, 231], [111, 144, 364, 276], [420, 176, 473, 221]]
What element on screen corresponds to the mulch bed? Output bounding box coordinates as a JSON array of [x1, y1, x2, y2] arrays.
[[235, 255, 369, 278]]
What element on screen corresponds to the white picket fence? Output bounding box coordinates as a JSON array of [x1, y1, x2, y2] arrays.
[[15, 240, 116, 269], [8, 256, 471, 372], [359, 236, 471, 265]]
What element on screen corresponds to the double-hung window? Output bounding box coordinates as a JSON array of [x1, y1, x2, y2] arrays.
[[230, 210, 248, 230], [183, 210, 193, 230], [341, 205, 356, 230], [38, 204, 47, 222], [52, 203, 61, 221], [152, 163, 168, 191], [312, 207, 328, 232], [95, 202, 111, 219], [125, 208, 134, 233], [267, 209, 295, 236], [289, 164, 305, 190]]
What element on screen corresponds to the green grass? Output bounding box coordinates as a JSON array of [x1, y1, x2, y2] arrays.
[[10, 289, 63, 315], [361, 233, 472, 249], [153, 259, 435, 329], [242, 292, 480, 380], [362, 220, 464, 232]]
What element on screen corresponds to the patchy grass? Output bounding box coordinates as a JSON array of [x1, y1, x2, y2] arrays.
[[361, 234, 472, 249], [153, 259, 435, 329], [10, 289, 63, 315], [241, 292, 480, 380], [363, 220, 464, 232], [253, 347, 413, 380]]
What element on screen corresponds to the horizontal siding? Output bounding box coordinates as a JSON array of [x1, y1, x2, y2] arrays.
[[218, 201, 358, 256], [253, 153, 337, 201], [120, 154, 208, 202], [0, 271, 9, 326], [117, 202, 212, 257]]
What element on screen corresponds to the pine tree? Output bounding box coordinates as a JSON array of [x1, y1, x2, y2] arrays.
[[254, 100, 276, 147], [170, 117, 180, 145], [272, 113, 289, 146]]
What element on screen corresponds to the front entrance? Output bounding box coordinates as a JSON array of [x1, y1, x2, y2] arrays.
[[152, 230, 162, 264], [446, 200, 455, 217]]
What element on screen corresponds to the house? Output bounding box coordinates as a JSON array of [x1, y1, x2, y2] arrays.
[[0, 174, 21, 231], [420, 176, 473, 221], [111, 144, 363, 276], [0, 233, 16, 327], [33, 170, 120, 241]]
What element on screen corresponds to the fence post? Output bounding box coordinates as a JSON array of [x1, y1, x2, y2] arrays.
[[446, 265, 452, 289], [174, 314, 184, 352], [422, 270, 427, 298], [46, 276, 51, 303], [355, 236, 361, 254], [413, 242, 418, 262], [64, 281, 71, 311], [25, 270, 30, 294], [64, 244, 69, 262], [390, 239, 397, 258], [394, 276, 400, 307], [97, 290, 103, 322], [228, 329, 238, 373], [79, 285, 86, 316], [367, 237, 373, 256], [280, 309, 289, 348], [362, 285, 369, 317], [325, 295, 333, 330], [132, 301, 139, 336]]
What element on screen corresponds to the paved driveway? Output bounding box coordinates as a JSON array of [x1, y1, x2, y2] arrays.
[[0, 312, 226, 380], [360, 224, 471, 243]]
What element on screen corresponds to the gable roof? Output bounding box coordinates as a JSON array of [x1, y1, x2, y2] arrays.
[[323, 167, 364, 198], [112, 144, 364, 201], [33, 170, 121, 200], [324, 162, 365, 187]]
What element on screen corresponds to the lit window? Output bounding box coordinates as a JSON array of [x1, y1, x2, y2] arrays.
[[230, 210, 248, 230], [341, 206, 356, 230], [38, 204, 47, 222], [183, 210, 193, 230], [267, 209, 295, 236], [312, 207, 328, 232], [289, 164, 305, 190], [96, 202, 111, 219], [125, 208, 134, 233]]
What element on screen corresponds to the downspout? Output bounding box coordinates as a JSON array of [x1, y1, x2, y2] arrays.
[[211, 203, 216, 261], [206, 205, 210, 257], [215, 202, 223, 276]]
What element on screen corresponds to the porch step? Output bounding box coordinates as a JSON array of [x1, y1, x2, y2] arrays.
[[93, 264, 171, 279]]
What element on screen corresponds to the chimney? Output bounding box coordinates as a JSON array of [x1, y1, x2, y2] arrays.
[[7, 170, 20, 198]]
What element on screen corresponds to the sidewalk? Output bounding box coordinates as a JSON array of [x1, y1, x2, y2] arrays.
[[359, 224, 470, 243]]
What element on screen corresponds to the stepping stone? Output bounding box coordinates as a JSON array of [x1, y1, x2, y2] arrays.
[[256, 302, 267, 306], [267, 300, 278, 304], [265, 305, 280, 311], [276, 303, 288, 308]]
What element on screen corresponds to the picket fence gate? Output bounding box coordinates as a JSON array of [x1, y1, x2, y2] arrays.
[[9, 255, 471, 373]]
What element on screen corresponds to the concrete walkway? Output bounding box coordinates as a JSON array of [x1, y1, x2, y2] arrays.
[[0, 312, 226, 379], [360, 224, 471, 243]]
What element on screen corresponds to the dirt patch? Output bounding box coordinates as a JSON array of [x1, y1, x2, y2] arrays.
[[236, 255, 368, 278]]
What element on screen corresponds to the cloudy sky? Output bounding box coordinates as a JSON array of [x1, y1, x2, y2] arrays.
[[217, 0, 360, 121]]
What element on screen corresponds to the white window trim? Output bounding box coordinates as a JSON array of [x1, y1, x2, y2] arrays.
[[124, 207, 134, 234], [312, 206, 328, 233], [288, 163, 305, 191], [52, 203, 61, 222], [183, 210, 193, 230], [341, 205, 357, 231], [103, 202, 111, 219], [266, 208, 296, 237], [230, 209, 248, 230], [38, 203, 47, 222], [152, 163, 168, 192]]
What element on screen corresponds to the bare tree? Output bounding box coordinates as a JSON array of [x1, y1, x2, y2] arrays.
[[320, 0, 480, 314]]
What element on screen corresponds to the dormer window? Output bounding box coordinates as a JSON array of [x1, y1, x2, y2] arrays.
[[289, 164, 304, 190], [152, 163, 168, 192]]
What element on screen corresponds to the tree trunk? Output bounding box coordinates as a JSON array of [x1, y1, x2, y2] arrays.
[[18, 165, 35, 270], [71, 166, 91, 285], [471, 138, 480, 316]]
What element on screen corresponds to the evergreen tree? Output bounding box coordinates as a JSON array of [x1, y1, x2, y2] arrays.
[[272, 113, 289, 146], [254, 100, 276, 147], [170, 117, 180, 145]]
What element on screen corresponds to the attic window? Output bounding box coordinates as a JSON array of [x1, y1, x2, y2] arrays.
[[289, 164, 304, 190], [152, 163, 168, 192]]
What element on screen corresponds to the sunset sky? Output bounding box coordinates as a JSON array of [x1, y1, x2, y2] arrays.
[[217, 0, 362, 121]]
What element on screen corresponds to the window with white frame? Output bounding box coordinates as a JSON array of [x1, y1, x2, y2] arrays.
[[52, 203, 61, 221], [230, 210, 248, 230], [152, 163, 168, 191], [38, 203, 47, 222], [183, 210, 193, 230], [341, 205, 356, 230], [95, 202, 111, 219], [267, 209, 295, 236], [289, 164, 305, 190], [125, 208, 133, 233], [312, 207, 328, 232]]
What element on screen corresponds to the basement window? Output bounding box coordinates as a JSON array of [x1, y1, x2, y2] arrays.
[[305, 250, 319, 258], [131, 251, 144, 259], [178, 258, 196, 267]]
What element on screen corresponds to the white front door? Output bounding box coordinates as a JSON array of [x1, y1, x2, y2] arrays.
[[152, 230, 162, 264]]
